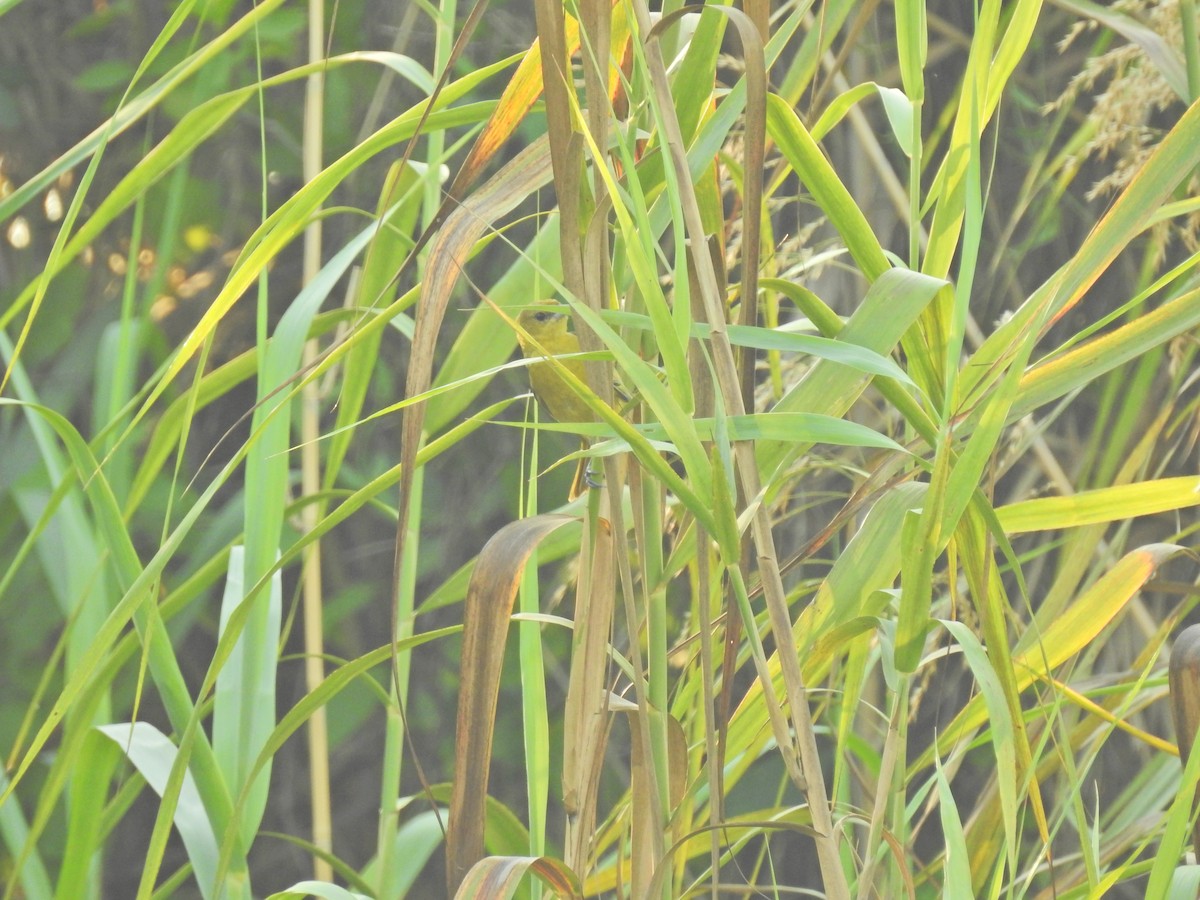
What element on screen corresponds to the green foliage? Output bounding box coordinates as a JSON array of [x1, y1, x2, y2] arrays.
[[1, 0, 1199, 897]]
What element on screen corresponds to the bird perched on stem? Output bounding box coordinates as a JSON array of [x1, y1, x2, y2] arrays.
[[516, 300, 598, 497], [517, 301, 595, 423]]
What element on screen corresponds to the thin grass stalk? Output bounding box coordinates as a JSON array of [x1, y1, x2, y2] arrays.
[[890, 678, 916, 896], [422, 0, 457, 238], [101, 185, 146, 503], [1181, 0, 1199, 100], [619, 466, 667, 898], [377, 469, 422, 897], [684, 246, 732, 887], [300, 0, 333, 882], [561, 488, 619, 877], [637, 479, 669, 785], [906, 73, 924, 274], [942, 27, 984, 418], [856, 679, 910, 896], [694, 530, 722, 897], [518, 421, 549, 900], [1051, 680, 1116, 888], [730, 16, 768, 880], [624, 463, 670, 895], [207, 8, 297, 869]]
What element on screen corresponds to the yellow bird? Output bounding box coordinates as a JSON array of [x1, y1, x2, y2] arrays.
[[516, 302, 596, 425], [517, 301, 597, 497]]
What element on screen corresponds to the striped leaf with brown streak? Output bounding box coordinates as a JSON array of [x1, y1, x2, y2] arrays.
[[446, 513, 577, 894]]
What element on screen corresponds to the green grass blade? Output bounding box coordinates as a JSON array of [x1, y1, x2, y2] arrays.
[[96, 723, 221, 899]]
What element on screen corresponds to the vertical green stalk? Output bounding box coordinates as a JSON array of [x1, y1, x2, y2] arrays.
[[422, 0, 458, 237], [896, 0, 926, 269], [518, 420, 548, 900], [98, 189, 145, 503], [908, 104, 923, 270], [692, 532, 721, 897], [943, 71, 982, 417], [1181, 0, 1199, 101], [376, 468, 421, 898], [640, 476, 672, 899], [378, 0, 453, 884], [210, 2, 282, 858], [855, 677, 910, 896]]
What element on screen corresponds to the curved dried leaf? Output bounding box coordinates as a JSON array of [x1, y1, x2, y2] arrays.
[[447, 513, 578, 893], [454, 855, 581, 899], [397, 135, 556, 649]]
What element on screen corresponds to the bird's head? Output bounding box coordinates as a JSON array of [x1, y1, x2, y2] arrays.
[[517, 301, 571, 344]]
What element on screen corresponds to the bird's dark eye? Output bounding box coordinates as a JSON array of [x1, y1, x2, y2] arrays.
[[534, 311, 553, 322]]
